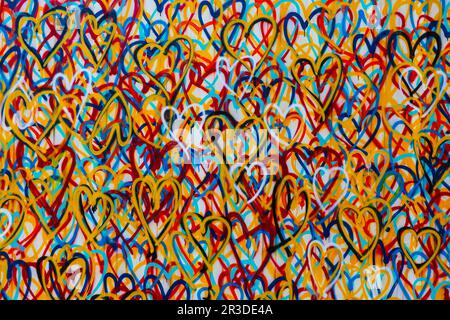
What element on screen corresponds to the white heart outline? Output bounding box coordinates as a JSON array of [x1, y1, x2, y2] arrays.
[[0, 208, 13, 238], [1, 77, 36, 130], [52, 68, 92, 122], [161, 103, 207, 162], [262, 103, 305, 147], [229, 161, 268, 204], [399, 66, 447, 118], [216, 55, 256, 100], [362, 265, 392, 298]]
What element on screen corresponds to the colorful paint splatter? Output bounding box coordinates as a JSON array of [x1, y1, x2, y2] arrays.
[[0, 0, 449, 300]]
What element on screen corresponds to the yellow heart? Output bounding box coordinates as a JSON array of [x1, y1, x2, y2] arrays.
[[0, 194, 26, 250], [73, 185, 114, 244], [398, 227, 441, 274], [17, 9, 71, 68], [88, 90, 132, 156], [338, 205, 381, 261], [221, 16, 277, 72], [307, 240, 343, 297], [4, 90, 65, 161], [80, 14, 116, 69], [182, 212, 231, 269], [38, 246, 90, 300], [274, 175, 310, 249], [135, 36, 193, 103], [132, 176, 181, 254], [291, 53, 343, 120]]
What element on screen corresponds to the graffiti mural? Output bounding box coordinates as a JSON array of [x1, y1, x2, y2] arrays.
[[0, 0, 449, 300]]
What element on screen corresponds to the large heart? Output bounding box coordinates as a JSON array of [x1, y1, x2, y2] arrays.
[[388, 31, 441, 70], [273, 174, 310, 249], [88, 90, 132, 156], [132, 176, 181, 254], [0, 194, 26, 250], [307, 240, 343, 298], [4, 90, 68, 160], [23, 147, 75, 234], [80, 13, 117, 69], [181, 212, 230, 270], [17, 8, 71, 69], [73, 185, 114, 244], [337, 205, 381, 260], [398, 227, 442, 274], [135, 36, 193, 103], [221, 16, 277, 72], [37, 248, 90, 300], [292, 53, 343, 120]]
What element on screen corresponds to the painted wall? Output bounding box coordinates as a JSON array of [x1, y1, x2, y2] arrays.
[[0, 0, 449, 300]]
